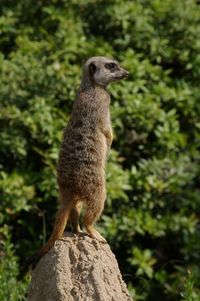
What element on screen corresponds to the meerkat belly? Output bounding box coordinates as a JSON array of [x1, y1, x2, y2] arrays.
[[57, 129, 107, 195]]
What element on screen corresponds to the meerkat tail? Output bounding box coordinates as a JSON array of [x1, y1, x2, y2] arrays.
[[39, 204, 73, 255], [28, 203, 74, 267]]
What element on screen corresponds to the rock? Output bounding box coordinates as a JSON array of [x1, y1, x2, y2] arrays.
[[28, 232, 133, 301]]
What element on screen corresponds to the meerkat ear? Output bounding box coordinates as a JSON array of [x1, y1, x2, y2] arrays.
[[89, 62, 97, 75]]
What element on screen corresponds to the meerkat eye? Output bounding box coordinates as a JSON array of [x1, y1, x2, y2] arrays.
[[105, 63, 117, 71]]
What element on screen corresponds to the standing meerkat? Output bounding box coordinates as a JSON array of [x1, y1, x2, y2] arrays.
[[37, 56, 128, 258]]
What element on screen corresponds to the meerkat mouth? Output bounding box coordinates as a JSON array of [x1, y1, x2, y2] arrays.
[[115, 70, 129, 80], [113, 74, 128, 80]]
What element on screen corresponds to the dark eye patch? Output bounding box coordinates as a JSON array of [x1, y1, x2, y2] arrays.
[[105, 62, 117, 71]]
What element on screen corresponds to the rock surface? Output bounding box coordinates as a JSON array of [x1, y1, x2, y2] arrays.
[[28, 232, 133, 301]]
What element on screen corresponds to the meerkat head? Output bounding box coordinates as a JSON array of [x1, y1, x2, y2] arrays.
[[82, 56, 129, 88]]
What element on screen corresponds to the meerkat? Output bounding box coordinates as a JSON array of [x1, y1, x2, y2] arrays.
[[36, 56, 128, 258]]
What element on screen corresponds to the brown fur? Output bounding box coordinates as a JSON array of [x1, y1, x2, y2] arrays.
[[37, 56, 128, 257]]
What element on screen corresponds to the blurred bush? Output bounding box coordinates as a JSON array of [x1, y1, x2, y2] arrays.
[[0, 226, 29, 301], [0, 0, 200, 300]]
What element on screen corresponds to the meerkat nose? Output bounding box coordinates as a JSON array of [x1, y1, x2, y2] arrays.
[[123, 70, 129, 77]]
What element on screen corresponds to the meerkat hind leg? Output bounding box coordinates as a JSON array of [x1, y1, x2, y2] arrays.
[[70, 202, 82, 234], [83, 202, 106, 243]]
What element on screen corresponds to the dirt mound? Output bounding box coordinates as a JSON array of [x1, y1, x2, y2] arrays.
[[28, 232, 133, 301]]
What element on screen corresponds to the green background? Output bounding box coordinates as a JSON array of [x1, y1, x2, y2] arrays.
[[0, 0, 200, 300]]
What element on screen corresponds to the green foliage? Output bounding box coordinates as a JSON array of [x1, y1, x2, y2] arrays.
[[181, 271, 200, 301], [0, 0, 200, 300], [129, 247, 157, 278], [0, 226, 29, 301]]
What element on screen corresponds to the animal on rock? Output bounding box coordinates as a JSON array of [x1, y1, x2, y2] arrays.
[[37, 56, 128, 258]]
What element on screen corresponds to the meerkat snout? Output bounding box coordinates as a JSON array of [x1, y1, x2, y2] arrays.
[[83, 56, 129, 87]]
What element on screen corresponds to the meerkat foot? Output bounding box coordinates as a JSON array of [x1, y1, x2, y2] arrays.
[[72, 226, 83, 234], [86, 227, 106, 242]]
